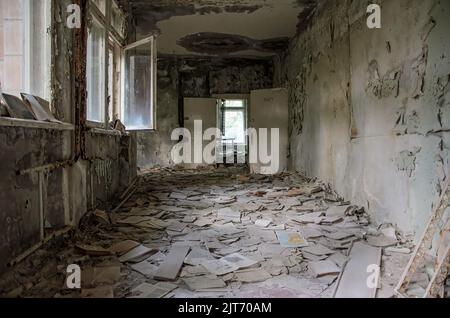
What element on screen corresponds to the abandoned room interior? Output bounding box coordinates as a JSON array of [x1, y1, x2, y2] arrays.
[[0, 0, 449, 300]]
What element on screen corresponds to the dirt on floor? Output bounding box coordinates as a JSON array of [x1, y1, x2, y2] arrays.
[[0, 167, 416, 298]]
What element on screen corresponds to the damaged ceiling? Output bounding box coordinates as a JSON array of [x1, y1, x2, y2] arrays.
[[122, 0, 316, 57]]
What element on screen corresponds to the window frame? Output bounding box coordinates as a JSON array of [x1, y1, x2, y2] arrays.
[[86, 0, 126, 129], [87, 0, 157, 132], [120, 35, 157, 131], [0, 0, 55, 129], [218, 99, 248, 145]]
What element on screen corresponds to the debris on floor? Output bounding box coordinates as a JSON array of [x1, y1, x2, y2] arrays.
[[0, 167, 419, 298]]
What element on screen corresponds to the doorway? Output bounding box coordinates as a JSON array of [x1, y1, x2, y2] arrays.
[[217, 99, 248, 164]]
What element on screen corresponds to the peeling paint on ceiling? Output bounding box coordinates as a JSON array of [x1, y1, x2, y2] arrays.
[[122, 0, 316, 57]]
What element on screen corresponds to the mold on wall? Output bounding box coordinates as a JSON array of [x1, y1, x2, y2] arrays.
[[274, 0, 450, 239], [0, 127, 70, 272]]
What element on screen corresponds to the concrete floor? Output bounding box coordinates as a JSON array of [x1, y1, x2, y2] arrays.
[[0, 167, 412, 298]]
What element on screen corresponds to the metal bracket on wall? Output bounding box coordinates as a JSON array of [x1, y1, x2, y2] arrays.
[[395, 177, 450, 298]]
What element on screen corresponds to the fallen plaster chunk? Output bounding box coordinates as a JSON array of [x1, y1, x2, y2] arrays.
[[201, 259, 239, 276], [221, 253, 258, 269], [217, 207, 241, 223], [301, 244, 335, 256], [154, 245, 191, 281], [385, 247, 411, 254], [109, 240, 140, 256], [75, 244, 111, 256], [182, 275, 226, 291], [130, 282, 177, 298], [184, 247, 215, 266], [255, 218, 273, 228], [235, 268, 272, 283], [119, 245, 156, 263], [167, 221, 187, 233], [308, 260, 341, 278], [327, 252, 349, 268], [131, 261, 159, 278], [366, 234, 398, 247]]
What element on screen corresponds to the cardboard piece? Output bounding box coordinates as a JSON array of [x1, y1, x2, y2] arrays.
[[301, 244, 335, 256], [221, 253, 258, 269], [119, 245, 156, 263], [20, 93, 60, 122], [110, 240, 140, 256], [131, 261, 159, 277], [75, 244, 111, 256], [1, 93, 35, 120], [154, 245, 191, 281], [217, 207, 241, 223], [235, 268, 272, 283], [255, 218, 273, 228], [201, 259, 239, 276], [333, 242, 381, 298], [276, 231, 308, 248], [183, 275, 226, 291], [308, 260, 341, 278]]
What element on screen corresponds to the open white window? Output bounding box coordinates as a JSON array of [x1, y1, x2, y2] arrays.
[[121, 36, 157, 131], [86, 0, 157, 130]]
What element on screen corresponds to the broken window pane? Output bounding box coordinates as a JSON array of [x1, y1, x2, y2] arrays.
[[123, 38, 155, 130], [87, 17, 106, 123]]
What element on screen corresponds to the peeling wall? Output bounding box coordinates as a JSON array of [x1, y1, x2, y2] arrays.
[[274, 0, 450, 238], [0, 1, 137, 272], [137, 56, 273, 170], [0, 127, 70, 272]]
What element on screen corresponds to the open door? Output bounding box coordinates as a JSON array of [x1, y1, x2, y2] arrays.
[[121, 36, 156, 131], [184, 98, 217, 167], [249, 88, 289, 175]]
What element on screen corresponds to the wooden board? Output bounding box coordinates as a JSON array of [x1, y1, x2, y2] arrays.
[[154, 245, 191, 281], [1, 93, 35, 120], [333, 242, 381, 298]]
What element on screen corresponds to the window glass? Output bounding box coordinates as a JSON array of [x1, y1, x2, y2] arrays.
[[91, 0, 106, 16], [224, 100, 244, 108], [123, 38, 155, 130], [111, 1, 125, 37], [0, 0, 50, 99], [86, 17, 106, 123], [224, 110, 245, 144]]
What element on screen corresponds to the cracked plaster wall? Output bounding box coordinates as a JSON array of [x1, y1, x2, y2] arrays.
[[0, 1, 137, 272], [274, 0, 450, 239]]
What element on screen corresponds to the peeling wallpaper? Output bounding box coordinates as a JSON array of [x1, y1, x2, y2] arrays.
[[275, 0, 450, 238]]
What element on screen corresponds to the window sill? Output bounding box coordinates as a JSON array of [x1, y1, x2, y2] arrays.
[[0, 117, 75, 131], [128, 129, 157, 133], [89, 127, 127, 136]]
